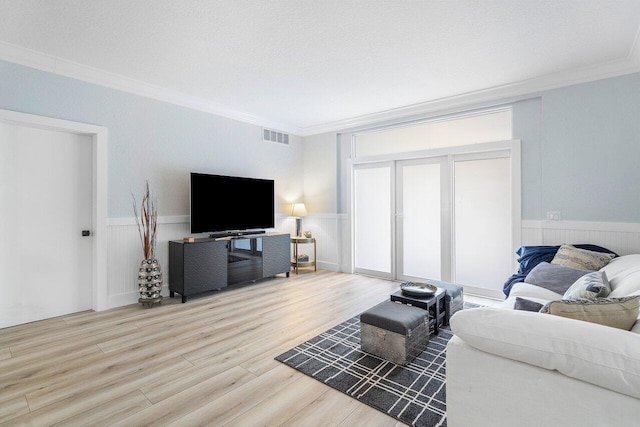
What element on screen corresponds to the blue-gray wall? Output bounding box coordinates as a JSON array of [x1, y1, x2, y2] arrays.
[[512, 72, 640, 221], [0, 59, 305, 218], [1, 58, 639, 223], [538, 73, 640, 222]]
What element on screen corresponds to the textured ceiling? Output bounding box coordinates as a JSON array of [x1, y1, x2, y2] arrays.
[[0, 0, 639, 134]]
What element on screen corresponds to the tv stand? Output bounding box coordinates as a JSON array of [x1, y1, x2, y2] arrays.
[[208, 229, 266, 239], [169, 232, 290, 303]]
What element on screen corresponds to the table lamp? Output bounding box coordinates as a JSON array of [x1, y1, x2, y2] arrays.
[[290, 203, 307, 237]]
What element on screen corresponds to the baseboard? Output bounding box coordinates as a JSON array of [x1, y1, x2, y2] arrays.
[[107, 285, 171, 309], [461, 285, 504, 300], [316, 261, 340, 272]]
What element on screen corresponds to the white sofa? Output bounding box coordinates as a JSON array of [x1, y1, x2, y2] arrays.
[[446, 254, 640, 427]]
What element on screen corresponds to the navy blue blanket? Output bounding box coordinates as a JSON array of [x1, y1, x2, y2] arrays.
[[502, 244, 618, 297]]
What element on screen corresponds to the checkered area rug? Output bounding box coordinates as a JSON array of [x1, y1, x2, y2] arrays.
[[275, 302, 479, 427]]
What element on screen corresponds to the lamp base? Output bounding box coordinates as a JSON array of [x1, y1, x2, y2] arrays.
[[295, 218, 302, 237]]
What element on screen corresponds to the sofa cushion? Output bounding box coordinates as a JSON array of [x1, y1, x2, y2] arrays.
[[563, 271, 611, 300], [514, 297, 544, 312], [601, 253, 640, 279], [551, 244, 615, 270], [508, 282, 563, 301], [524, 262, 590, 295], [450, 307, 640, 400], [503, 244, 617, 297], [598, 255, 640, 298], [609, 277, 640, 299], [541, 296, 639, 331]]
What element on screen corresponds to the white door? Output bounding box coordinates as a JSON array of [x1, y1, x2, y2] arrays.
[[0, 122, 93, 328], [396, 157, 448, 282], [353, 163, 393, 279], [453, 152, 513, 292]]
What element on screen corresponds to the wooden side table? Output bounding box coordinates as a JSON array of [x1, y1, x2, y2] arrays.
[[290, 236, 316, 274]]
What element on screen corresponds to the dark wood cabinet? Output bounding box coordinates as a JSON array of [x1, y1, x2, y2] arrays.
[[169, 233, 290, 303]]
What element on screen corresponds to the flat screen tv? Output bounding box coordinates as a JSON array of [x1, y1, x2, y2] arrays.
[[190, 172, 275, 235]]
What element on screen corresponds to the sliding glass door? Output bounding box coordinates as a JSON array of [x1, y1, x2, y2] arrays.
[[351, 143, 518, 297], [353, 163, 393, 279], [396, 158, 447, 282], [453, 152, 513, 292]]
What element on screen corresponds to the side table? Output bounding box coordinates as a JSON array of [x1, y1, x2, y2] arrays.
[[390, 287, 447, 334], [290, 236, 316, 274]]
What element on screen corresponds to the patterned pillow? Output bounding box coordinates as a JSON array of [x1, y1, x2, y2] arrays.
[[551, 244, 615, 270], [563, 271, 611, 299], [540, 296, 640, 330]]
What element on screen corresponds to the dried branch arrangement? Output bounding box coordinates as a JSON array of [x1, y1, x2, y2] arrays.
[[132, 181, 158, 260]]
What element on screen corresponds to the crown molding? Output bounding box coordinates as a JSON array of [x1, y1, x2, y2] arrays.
[[0, 41, 303, 135], [629, 25, 640, 66], [1, 40, 639, 138], [300, 57, 640, 136]]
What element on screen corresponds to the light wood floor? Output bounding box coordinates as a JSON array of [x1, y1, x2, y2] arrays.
[[0, 270, 418, 426]]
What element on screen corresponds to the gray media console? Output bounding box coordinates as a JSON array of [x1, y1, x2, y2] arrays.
[[168, 232, 290, 303]]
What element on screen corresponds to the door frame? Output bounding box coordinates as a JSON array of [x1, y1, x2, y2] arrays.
[[352, 161, 395, 279], [395, 156, 450, 283], [350, 139, 521, 294], [0, 108, 108, 311]]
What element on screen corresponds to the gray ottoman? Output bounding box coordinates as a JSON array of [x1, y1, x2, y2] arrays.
[[426, 279, 464, 324], [360, 300, 429, 365]]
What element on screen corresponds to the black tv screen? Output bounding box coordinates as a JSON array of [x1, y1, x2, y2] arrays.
[[190, 173, 275, 234]]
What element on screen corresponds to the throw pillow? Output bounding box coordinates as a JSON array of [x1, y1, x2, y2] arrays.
[[540, 296, 640, 330], [563, 271, 611, 299], [524, 262, 590, 295], [514, 297, 544, 312], [551, 244, 615, 270]]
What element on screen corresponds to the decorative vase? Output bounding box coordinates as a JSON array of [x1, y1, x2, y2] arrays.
[[138, 258, 163, 307]]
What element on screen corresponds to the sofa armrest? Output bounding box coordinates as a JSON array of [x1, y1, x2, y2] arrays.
[[450, 308, 640, 399]]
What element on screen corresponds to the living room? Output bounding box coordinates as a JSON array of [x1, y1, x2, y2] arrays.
[[1, 1, 640, 426]]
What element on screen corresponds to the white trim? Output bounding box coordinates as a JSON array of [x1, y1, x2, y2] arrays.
[[108, 285, 171, 309], [107, 215, 190, 226], [463, 285, 504, 300], [0, 41, 302, 136], [351, 140, 521, 291], [629, 24, 640, 66], [0, 108, 108, 311], [1, 41, 639, 137], [522, 219, 640, 233], [351, 140, 519, 164], [352, 106, 514, 137], [302, 58, 640, 135]]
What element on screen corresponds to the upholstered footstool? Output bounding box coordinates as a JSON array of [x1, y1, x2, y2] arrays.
[[427, 279, 464, 324], [360, 300, 429, 365]]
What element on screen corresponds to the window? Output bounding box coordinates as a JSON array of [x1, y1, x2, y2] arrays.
[[351, 108, 518, 297], [354, 109, 512, 157]]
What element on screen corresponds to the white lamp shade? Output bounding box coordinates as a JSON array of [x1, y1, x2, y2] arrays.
[[290, 203, 308, 217]]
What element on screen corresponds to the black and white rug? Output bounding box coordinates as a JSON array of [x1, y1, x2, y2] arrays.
[[275, 302, 479, 427]]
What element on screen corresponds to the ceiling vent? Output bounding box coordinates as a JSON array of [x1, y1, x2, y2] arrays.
[[263, 128, 289, 145]]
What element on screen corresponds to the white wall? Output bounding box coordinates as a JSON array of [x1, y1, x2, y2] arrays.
[[302, 132, 338, 214]]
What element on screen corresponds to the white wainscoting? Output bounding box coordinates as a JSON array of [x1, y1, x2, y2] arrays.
[[303, 213, 348, 271], [522, 220, 640, 255], [106, 214, 312, 309], [105, 216, 640, 309], [107, 216, 191, 308]]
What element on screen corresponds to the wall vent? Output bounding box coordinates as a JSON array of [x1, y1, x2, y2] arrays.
[[263, 128, 289, 145]]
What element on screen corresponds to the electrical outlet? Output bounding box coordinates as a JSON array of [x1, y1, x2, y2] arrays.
[[546, 211, 561, 221]]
